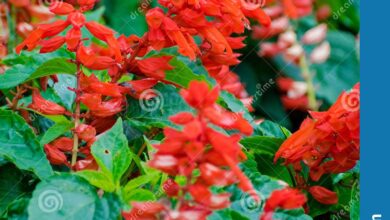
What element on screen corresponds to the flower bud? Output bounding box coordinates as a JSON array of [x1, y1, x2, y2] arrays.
[[309, 186, 338, 205], [284, 44, 304, 63], [310, 41, 330, 64], [302, 24, 327, 45]]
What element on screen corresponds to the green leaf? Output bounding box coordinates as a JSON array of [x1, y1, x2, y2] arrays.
[[350, 182, 360, 220], [4, 197, 30, 220], [126, 83, 192, 128], [52, 74, 77, 110], [219, 91, 253, 122], [93, 193, 122, 220], [0, 50, 75, 89], [123, 189, 156, 203], [28, 174, 121, 220], [0, 164, 34, 217], [0, 109, 53, 179], [40, 120, 74, 146], [253, 120, 291, 138], [76, 171, 116, 192], [240, 121, 293, 184], [27, 58, 76, 81], [241, 136, 284, 157], [122, 173, 160, 198], [91, 118, 132, 186]]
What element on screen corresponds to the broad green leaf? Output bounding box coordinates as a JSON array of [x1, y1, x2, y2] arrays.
[[220, 91, 253, 122], [91, 118, 132, 186], [240, 121, 292, 184], [52, 74, 77, 110], [350, 182, 360, 220], [27, 58, 76, 81], [0, 110, 53, 179], [93, 193, 122, 220], [253, 120, 291, 138], [240, 136, 284, 157], [76, 171, 116, 192], [0, 50, 75, 89], [123, 173, 160, 193], [0, 164, 34, 217], [123, 189, 156, 203], [4, 197, 29, 220], [28, 174, 120, 220], [39, 120, 74, 146], [126, 83, 192, 128]]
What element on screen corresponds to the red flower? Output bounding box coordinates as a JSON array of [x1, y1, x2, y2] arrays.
[[44, 144, 68, 166], [66, 28, 82, 51], [263, 188, 307, 213], [260, 188, 306, 220], [77, 46, 116, 70], [309, 186, 338, 205], [40, 36, 66, 53], [16, 20, 70, 54], [180, 81, 219, 109], [80, 73, 126, 97], [275, 83, 360, 181], [50, 137, 74, 152], [123, 202, 165, 220], [137, 56, 174, 79], [85, 21, 122, 61], [189, 184, 231, 210], [181, 81, 253, 135], [49, 2, 75, 15], [125, 78, 158, 99], [29, 89, 67, 115], [146, 8, 198, 59], [79, 93, 123, 117], [75, 124, 96, 142]]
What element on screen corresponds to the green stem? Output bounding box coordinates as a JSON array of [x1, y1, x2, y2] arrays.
[[299, 55, 318, 111]]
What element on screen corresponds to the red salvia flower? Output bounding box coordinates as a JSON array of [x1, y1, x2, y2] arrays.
[[137, 56, 174, 79], [260, 188, 307, 220], [140, 81, 256, 218], [309, 186, 339, 205], [79, 93, 123, 118], [50, 137, 74, 152], [275, 83, 360, 181], [29, 89, 67, 115]]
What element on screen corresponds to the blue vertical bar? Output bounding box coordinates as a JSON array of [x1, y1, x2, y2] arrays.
[[361, 0, 388, 219]]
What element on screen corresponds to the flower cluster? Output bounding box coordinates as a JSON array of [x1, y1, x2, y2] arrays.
[[124, 81, 255, 219], [15, 0, 274, 169], [142, 0, 272, 105], [0, 0, 56, 58], [275, 83, 360, 204]]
